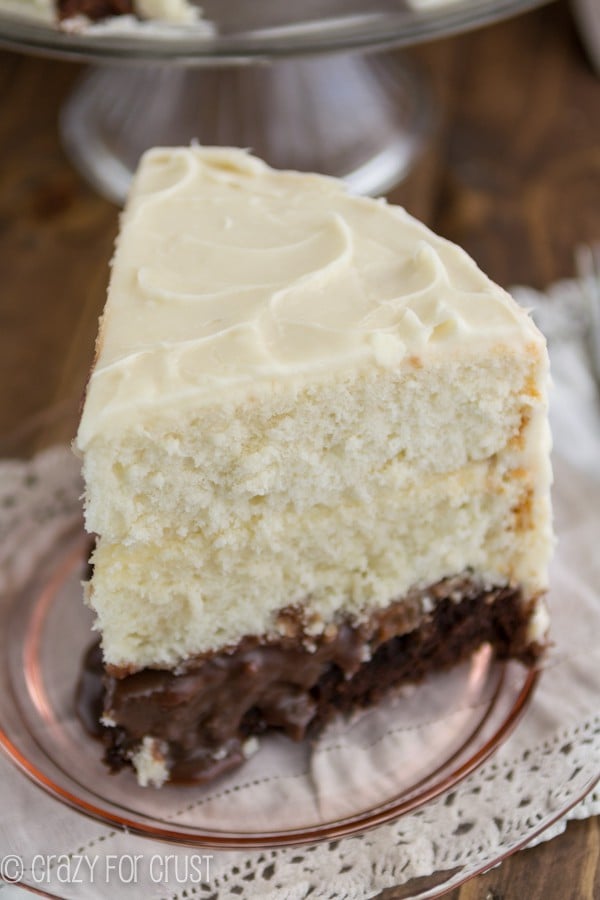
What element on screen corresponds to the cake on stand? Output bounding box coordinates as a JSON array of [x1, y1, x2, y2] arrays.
[[0, 0, 549, 201]]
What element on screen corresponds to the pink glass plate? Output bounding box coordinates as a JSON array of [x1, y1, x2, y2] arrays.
[[0, 521, 541, 851]]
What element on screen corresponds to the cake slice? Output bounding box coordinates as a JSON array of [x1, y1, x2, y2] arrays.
[[74, 146, 552, 788]]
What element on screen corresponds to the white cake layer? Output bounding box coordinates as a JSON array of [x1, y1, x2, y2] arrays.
[[89, 445, 549, 669], [84, 353, 551, 670], [75, 147, 553, 671], [81, 351, 545, 546]]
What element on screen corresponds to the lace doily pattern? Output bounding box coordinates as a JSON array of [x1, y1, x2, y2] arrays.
[[0, 446, 82, 596], [193, 720, 599, 900]]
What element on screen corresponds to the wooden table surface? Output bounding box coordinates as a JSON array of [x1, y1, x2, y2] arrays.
[[0, 0, 598, 896]]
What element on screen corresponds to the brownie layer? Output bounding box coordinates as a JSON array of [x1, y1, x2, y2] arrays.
[[76, 577, 544, 785]]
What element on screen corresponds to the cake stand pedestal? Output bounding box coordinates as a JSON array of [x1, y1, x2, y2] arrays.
[[60, 53, 432, 203]]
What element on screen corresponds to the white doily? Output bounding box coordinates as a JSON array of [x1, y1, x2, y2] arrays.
[[0, 278, 598, 900]]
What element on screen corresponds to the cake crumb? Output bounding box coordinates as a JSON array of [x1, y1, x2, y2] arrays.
[[211, 746, 229, 761], [360, 645, 372, 663], [130, 736, 169, 788], [527, 597, 550, 642], [421, 594, 434, 614], [242, 737, 260, 759], [305, 614, 326, 637]]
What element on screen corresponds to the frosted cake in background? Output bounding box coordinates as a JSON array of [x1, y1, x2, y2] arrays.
[[0, 0, 201, 27], [74, 146, 553, 787]]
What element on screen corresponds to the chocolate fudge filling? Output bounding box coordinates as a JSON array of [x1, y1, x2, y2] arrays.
[[58, 0, 133, 20], [76, 576, 543, 785]]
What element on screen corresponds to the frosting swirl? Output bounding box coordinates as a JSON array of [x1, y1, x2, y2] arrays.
[[78, 146, 541, 447]]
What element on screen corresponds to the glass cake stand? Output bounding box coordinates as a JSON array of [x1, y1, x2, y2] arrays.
[[0, 0, 550, 202]]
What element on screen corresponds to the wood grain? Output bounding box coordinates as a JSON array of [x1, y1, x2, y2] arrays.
[[400, 0, 600, 289], [0, 0, 598, 895], [0, 55, 115, 444]]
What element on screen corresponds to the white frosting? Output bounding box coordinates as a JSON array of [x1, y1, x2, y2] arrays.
[[0, 0, 53, 23], [77, 146, 542, 450], [133, 0, 198, 23]]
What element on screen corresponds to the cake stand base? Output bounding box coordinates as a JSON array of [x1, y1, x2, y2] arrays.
[[60, 52, 432, 204]]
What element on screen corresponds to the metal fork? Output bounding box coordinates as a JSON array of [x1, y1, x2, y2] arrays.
[[576, 244, 600, 393]]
